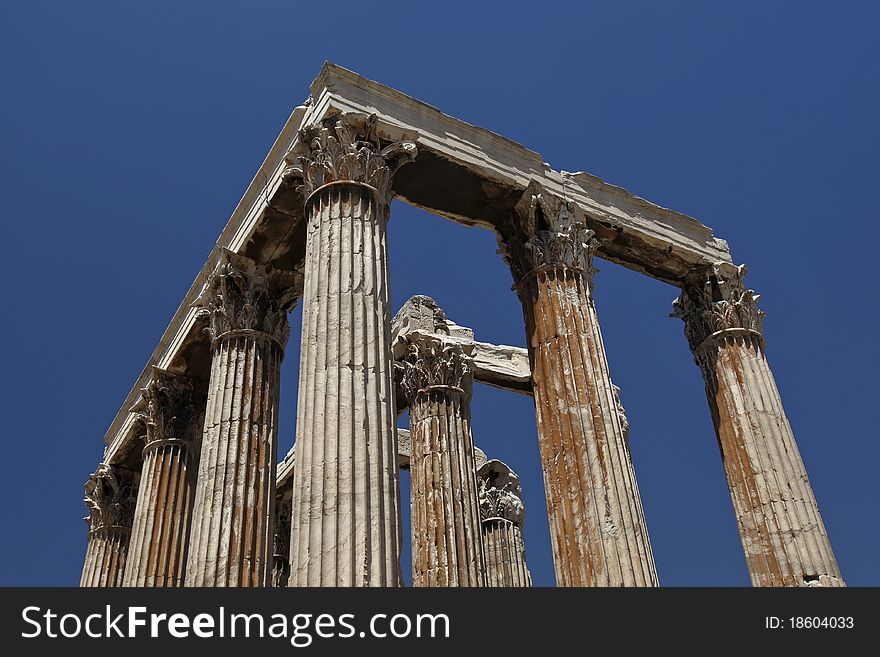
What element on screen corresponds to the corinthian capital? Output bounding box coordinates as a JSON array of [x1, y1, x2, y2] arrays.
[[283, 112, 417, 202], [499, 180, 600, 285], [477, 460, 525, 526], [83, 464, 138, 534], [672, 262, 765, 353], [195, 249, 302, 348], [398, 335, 474, 402], [130, 367, 197, 448]]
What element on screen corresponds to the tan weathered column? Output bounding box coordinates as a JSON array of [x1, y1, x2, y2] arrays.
[[184, 250, 299, 587], [285, 113, 416, 586], [498, 180, 657, 587], [673, 262, 844, 587], [122, 368, 201, 587], [478, 460, 532, 587], [400, 335, 486, 587], [80, 464, 138, 587]]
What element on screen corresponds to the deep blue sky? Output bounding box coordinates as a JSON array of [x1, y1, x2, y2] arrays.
[[1, 1, 876, 586]]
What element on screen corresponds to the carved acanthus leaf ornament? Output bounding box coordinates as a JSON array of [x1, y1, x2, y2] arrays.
[[133, 368, 196, 447], [672, 262, 765, 352], [83, 464, 137, 533], [283, 113, 417, 203], [500, 181, 600, 286], [477, 460, 525, 526], [399, 336, 473, 401], [196, 250, 302, 348]]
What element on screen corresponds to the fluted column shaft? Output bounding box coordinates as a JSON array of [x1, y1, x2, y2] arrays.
[[80, 464, 138, 587], [290, 181, 401, 586], [123, 369, 199, 586], [185, 333, 281, 586], [522, 270, 656, 586], [81, 528, 130, 587], [125, 444, 196, 586], [287, 113, 416, 586], [482, 520, 531, 587], [185, 250, 298, 587], [501, 183, 657, 586], [402, 338, 485, 586], [675, 263, 843, 587]]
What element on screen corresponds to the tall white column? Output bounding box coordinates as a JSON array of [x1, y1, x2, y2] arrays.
[[286, 113, 416, 586], [185, 250, 299, 587], [123, 368, 201, 587]]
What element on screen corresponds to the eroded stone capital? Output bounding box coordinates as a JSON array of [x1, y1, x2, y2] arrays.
[[391, 295, 474, 341], [398, 335, 474, 403], [672, 262, 765, 353], [195, 249, 302, 349], [477, 460, 525, 526], [83, 464, 138, 535], [130, 367, 198, 450], [499, 180, 600, 286], [283, 112, 417, 204]]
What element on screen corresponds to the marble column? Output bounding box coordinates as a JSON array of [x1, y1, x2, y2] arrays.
[[400, 336, 486, 587], [184, 249, 299, 587], [80, 464, 138, 587], [498, 180, 657, 587], [123, 367, 200, 587], [478, 460, 532, 587], [673, 262, 844, 587], [285, 113, 416, 586]]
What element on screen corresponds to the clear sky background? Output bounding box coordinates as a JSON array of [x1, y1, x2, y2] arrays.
[[1, 1, 876, 586]]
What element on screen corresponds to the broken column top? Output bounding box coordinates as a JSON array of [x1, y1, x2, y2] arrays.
[[477, 459, 525, 526], [390, 294, 532, 396], [391, 295, 474, 341]]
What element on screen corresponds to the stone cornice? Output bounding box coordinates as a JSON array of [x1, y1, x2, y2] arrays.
[[312, 63, 730, 281], [672, 262, 765, 355], [101, 61, 732, 465]]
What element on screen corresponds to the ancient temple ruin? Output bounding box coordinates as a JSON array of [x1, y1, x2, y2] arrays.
[[80, 63, 843, 588]]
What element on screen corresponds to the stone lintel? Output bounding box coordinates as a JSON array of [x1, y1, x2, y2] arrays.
[[101, 61, 728, 466], [310, 62, 731, 282], [472, 340, 531, 395]]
